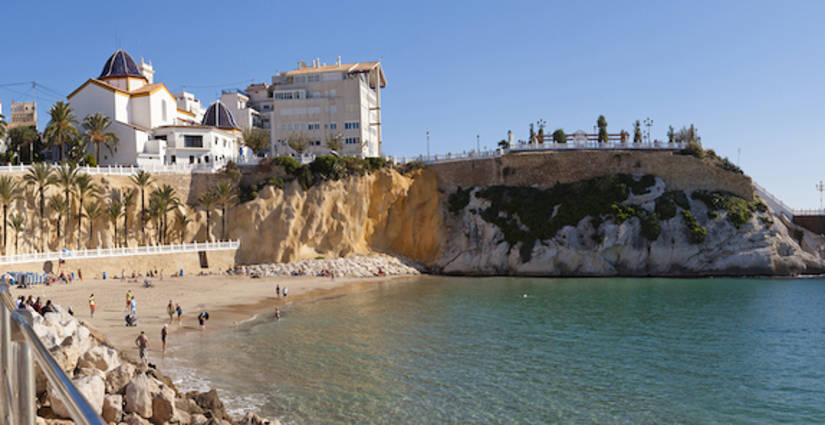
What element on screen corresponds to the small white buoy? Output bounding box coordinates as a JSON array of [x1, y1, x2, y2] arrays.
[[523, 294, 527, 298]]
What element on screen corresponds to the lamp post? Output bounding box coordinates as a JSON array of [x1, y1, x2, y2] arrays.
[[817, 180, 825, 210], [644, 117, 654, 144], [426, 131, 430, 159], [477, 134, 480, 153]]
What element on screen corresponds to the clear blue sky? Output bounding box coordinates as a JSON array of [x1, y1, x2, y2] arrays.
[[1, 1, 823, 208]]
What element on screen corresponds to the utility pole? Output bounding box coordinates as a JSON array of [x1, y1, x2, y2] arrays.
[[426, 131, 430, 158], [817, 181, 825, 210]]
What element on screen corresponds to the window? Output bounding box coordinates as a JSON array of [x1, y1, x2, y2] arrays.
[[170, 155, 176, 164], [307, 74, 320, 82], [155, 135, 167, 141], [184, 135, 203, 148], [294, 76, 306, 83], [308, 122, 320, 130], [204, 156, 210, 163], [345, 137, 360, 145], [329, 123, 337, 130], [345, 121, 360, 130], [189, 155, 195, 164]]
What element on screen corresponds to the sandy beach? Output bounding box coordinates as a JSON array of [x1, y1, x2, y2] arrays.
[[11, 272, 417, 362]]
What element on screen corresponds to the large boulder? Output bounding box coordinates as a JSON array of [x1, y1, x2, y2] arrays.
[[124, 374, 153, 418], [49, 375, 105, 418], [106, 363, 136, 394], [32, 321, 61, 350], [172, 408, 192, 425], [187, 390, 229, 421], [190, 414, 208, 425], [102, 394, 124, 423], [238, 412, 282, 425], [122, 413, 152, 425], [49, 335, 82, 374], [175, 397, 203, 415], [78, 345, 121, 373], [150, 384, 176, 425]]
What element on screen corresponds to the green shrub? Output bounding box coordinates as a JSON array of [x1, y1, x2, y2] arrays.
[[239, 184, 258, 202], [792, 228, 804, 242], [448, 187, 472, 214], [707, 210, 719, 219], [654, 191, 689, 220], [681, 210, 706, 244], [679, 140, 705, 159], [264, 176, 284, 189], [754, 197, 768, 213], [691, 190, 753, 228], [719, 157, 743, 174], [759, 215, 773, 227], [631, 174, 656, 195], [365, 157, 388, 171], [640, 212, 661, 241], [84, 154, 97, 167], [273, 156, 302, 175]]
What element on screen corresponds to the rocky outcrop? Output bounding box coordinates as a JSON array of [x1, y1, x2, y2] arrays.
[[21, 302, 281, 425], [438, 177, 825, 276]]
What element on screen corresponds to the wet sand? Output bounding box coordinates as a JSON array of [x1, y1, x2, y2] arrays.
[[11, 273, 419, 360]]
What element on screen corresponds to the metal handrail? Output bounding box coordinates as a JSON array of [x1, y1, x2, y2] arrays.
[[0, 283, 106, 425]]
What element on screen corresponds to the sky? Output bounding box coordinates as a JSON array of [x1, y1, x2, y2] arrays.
[[1, 1, 823, 208]]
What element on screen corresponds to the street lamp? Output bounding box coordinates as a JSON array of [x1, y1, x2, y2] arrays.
[[477, 134, 480, 153], [643, 117, 654, 144], [817, 180, 825, 210], [426, 131, 430, 158]]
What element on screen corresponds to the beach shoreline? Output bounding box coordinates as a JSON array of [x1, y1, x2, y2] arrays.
[[12, 272, 424, 362]]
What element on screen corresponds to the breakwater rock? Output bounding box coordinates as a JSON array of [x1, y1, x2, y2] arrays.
[[20, 303, 280, 425], [240, 254, 420, 278]]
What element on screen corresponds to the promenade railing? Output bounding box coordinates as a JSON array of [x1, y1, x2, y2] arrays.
[[750, 182, 824, 218], [0, 241, 240, 265], [388, 140, 688, 165], [0, 282, 106, 425], [0, 159, 261, 176]]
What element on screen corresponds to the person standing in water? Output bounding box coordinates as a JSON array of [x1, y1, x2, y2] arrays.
[[135, 331, 149, 364], [161, 324, 169, 355], [275, 308, 281, 320], [176, 303, 183, 325], [167, 300, 175, 322], [88, 294, 95, 317]]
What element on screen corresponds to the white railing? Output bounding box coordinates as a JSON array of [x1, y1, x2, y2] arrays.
[[387, 141, 687, 165], [0, 159, 262, 176], [752, 182, 825, 218], [0, 241, 239, 265]]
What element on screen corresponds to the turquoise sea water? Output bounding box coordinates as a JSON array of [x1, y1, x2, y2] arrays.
[[162, 276, 825, 424]]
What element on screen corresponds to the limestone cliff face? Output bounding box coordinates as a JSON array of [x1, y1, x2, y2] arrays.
[[229, 168, 444, 264], [438, 179, 825, 276]]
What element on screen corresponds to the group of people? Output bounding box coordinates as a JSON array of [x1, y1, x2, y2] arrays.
[[275, 284, 288, 298], [15, 295, 62, 315]]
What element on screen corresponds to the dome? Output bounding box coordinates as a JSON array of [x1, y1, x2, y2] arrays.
[[201, 101, 239, 129], [99, 49, 144, 79]]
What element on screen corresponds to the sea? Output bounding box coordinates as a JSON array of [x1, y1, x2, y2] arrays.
[[159, 276, 825, 424]]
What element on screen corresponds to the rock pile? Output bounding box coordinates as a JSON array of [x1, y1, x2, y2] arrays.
[[20, 304, 280, 425], [240, 254, 420, 278]]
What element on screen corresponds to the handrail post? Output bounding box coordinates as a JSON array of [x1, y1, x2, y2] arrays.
[[1, 306, 13, 424], [15, 341, 35, 425]]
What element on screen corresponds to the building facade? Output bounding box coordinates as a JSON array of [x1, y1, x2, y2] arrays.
[[244, 57, 386, 158], [9, 101, 36, 129], [67, 50, 246, 167]]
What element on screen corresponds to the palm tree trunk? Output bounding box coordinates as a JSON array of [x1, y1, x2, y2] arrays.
[[2, 205, 7, 255], [113, 222, 118, 248], [96, 143, 100, 165], [221, 206, 226, 241], [123, 213, 128, 247], [206, 211, 211, 242], [89, 221, 93, 248], [77, 197, 83, 250], [140, 190, 145, 245], [39, 187, 45, 252]]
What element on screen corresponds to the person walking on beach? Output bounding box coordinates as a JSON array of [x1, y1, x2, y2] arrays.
[[276, 284, 280, 297], [283, 287, 288, 298], [275, 308, 281, 320], [125, 290, 132, 312], [130, 296, 136, 318], [198, 312, 209, 331], [88, 293, 95, 318], [176, 303, 183, 325], [135, 331, 149, 364], [161, 324, 169, 355], [167, 300, 175, 322]]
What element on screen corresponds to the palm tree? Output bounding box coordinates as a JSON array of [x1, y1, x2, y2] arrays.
[[9, 214, 25, 254], [173, 207, 193, 243], [74, 174, 99, 249], [53, 162, 79, 245], [147, 196, 164, 244], [121, 188, 137, 247], [0, 113, 7, 141], [130, 170, 153, 244], [105, 198, 123, 248], [8, 214, 25, 254], [196, 191, 217, 242], [0, 176, 22, 254], [149, 184, 179, 244], [82, 113, 119, 164], [43, 101, 80, 161], [48, 194, 69, 247], [82, 201, 103, 248], [24, 163, 53, 252], [7, 126, 39, 164], [213, 181, 237, 241]]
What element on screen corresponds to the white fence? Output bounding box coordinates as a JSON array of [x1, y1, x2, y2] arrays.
[[0, 160, 261, 176], [390, 140, 688, 165], [752, 182, 825, 218], [0, 241, 239, 265]]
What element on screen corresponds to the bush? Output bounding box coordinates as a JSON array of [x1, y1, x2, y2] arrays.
[[365, 157, 388, 171], [272, 156, 302, 175], [691, 190, 753, 228], [681, 210, 706, 244], [707, 210, 719, 219], [719, 157, 743, 174], [654, 191, 689, 220], [448, 187, 472, 214], [679, 140, 704, 159], [640, 212, 661, 241], [630, 174, 656, 195], [84, 154, 97, 167], [759, 215, 773, 227], [239, 185, 258, 203]]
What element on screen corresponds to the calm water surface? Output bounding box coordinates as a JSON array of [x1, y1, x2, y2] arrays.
[[161, 276, 825, 424]]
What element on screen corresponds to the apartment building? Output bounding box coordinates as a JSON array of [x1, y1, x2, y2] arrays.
[[244, 57, 386, 158]]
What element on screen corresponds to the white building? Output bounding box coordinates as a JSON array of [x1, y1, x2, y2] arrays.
[[244, 57, 386, 158], [67, 50, 244, 167]]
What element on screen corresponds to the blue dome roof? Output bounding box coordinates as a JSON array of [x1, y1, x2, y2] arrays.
[[99, 50, 144, 79], [202, 101, 239, 129]]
